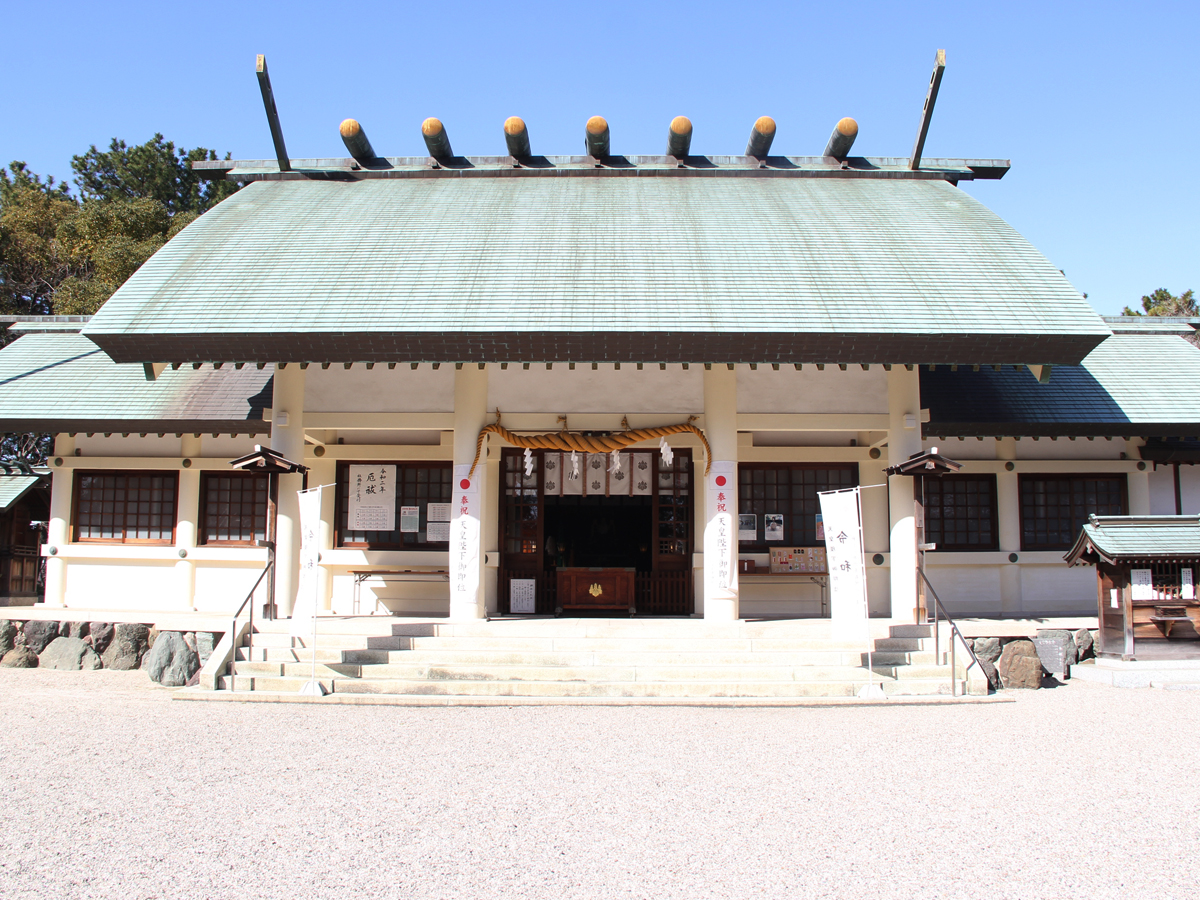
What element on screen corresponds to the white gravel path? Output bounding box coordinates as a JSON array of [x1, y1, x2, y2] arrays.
[[1, 669, 1197, 900]]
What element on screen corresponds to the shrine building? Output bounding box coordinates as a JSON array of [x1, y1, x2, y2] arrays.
[[4, 59, 1200, 645]]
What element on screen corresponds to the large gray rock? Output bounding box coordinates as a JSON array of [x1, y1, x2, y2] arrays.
[[0, 620, 17, 656], [1074, 628, 1095, 662], [87, 623, 114, 655], [39, 637, 102, 671], [1034, 630, 1077, 679], [101, 623, 150, 670], [195, 632, 219, 667], [22, 620, 59, 654], [1, 646, 38, 668], [144, 631, 200, 687], [976, 657, 1000, 691], [997, 640, 1044, 689], [61, 621, 89, 639], [973, 637, 1002, 664]]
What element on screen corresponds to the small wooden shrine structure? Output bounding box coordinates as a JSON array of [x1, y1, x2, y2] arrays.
[[1065, 515, 1200, 659]]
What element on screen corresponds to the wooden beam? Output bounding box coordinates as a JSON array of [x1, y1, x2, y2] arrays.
[[255, 55, 291, 173], [909, 49, 946, 170]]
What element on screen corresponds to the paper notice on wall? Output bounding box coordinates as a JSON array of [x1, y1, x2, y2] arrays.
[[819, 487, 869, 642], [399, 506, 420, 533], [1131, 568, 1153, 601], [451, 465, 481, 612], [510, 578, 536, 614], [1183, 568, 1194, 601], [427, 503, 451, 522], [703, 462, 738, 598], [348, 464, 396, 531], [426, 521, 450, 542], [290, 486, 323, 636], [738, 514, 757, 542]]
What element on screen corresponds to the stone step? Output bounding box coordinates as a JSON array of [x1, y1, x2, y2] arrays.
[[864, 651, 939, 666], [248, 632, 381, 650], [870, 664, 963, 680], [391, 636, 869, 653], [887, 624, 934, 639], [872, 637, 932, 652], [233, 661, 358, 678], [343, 663, 882, 683], [218, 674, 964, 699]]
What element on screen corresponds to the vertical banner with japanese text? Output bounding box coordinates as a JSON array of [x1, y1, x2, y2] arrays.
[[290, 486, 323, 636], [704, 461, 739, 600], [450, 464, 481, 614], [818, 487, 870, 642]]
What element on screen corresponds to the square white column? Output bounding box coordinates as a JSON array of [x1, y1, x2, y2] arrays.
[[702, 366, 738, 621], [450, 364, 488, 620]]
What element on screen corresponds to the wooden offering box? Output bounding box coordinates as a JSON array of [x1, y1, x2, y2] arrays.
[[1065, 515, 1200, 659], [556, 567, 636, 616]]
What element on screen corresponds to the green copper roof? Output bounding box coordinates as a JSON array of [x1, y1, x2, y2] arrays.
[[0, 333, 271, 434], [82, 176, 1109, 366], [0, 473, 46, 511], [1066, 515, 1200, 566], [923, 335, 1200, 437]]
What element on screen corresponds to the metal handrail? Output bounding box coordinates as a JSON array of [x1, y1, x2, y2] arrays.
[[919, 569, 984, 696], [227, 560, 272, 692]]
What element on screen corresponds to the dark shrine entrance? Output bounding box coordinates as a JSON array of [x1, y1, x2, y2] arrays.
[[499, 446, 694, 616]]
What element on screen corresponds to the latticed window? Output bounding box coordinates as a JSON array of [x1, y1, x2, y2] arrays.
[[1020, 474, 1127, 550], [922, 475, 998, 551], [74, 472, 178, 543], [336, 462, 452, 549], [657, 450, 692, 557], [503, 451, 540, 556], [200, 473, 268, 544], [738, 464, 857, 550]]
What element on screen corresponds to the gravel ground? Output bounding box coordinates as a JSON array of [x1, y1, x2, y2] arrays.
[[1, 670, 1197, 900]]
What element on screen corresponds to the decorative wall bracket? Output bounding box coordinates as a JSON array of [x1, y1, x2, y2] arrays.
[[469, 412, 711, 476]]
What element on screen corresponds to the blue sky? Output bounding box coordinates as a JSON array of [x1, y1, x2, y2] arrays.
[[3, 0, 1196, 315]]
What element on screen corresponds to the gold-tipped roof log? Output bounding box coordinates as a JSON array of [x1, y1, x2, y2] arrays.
[[745, 116, 776, 158], [339, 118, 376, 164], [421, 117, 453, 160], [504, 116, 531, 159], [585, 116, 610, 158], [823, 117, 859, 160], [666, 116, 692, 158]]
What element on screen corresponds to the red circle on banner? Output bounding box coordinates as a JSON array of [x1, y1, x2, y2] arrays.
[[715, 475, 727, 487], [459, 479, 471, 490]]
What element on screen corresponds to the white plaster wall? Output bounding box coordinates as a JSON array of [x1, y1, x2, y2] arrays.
[[328, 572, 451, 616], [754, 431, 861, 447], [305, 366, 455, 412], [1019, 564, 1096, 615], [922, 437, 998, 461], [922, 564, 1003, 616], [202, 435, 261, 458], [739, 581, 825, 618], [63, 561, 177, 610], [1148, 467, 1177, 515], [487, 365, 703, 414], [193, 564, 273, 614], [337, 430, 442, 445], [1184, 465, 1200, 513], [736, 366, 887, 414]]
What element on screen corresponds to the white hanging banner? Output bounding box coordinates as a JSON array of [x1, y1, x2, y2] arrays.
[[290, 486, 323, 636], [451, 465, 481, 611], [585, 453, 607, 496], [819, 487, 870, 642], [542, 452, 562, 496], [631, 453, 653, 495], [703, 461, 738, 599], [347, 464, 396, 531]]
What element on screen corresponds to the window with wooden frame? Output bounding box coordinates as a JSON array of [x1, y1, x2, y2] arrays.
[[737, 464, 858, 551], [334, 461, 452, 549], [920, 474, 999, 551], [655, 449, 693, 565], [502, 451, 541, 558], [73, 471, 178, 543], [199, 472, 269, 545], [1019, 474, 1127, 551]]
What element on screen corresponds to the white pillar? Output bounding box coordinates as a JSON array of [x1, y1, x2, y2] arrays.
[[43, 434, 74, 607], [886, 367, 923, 622], [450, 364, 488, 620], [271, 364, 306, 618], [175, 434, 201, 609], [996, 438, 1023, 615], [702, 366, 739, 621], [309, 456, 337, 611]]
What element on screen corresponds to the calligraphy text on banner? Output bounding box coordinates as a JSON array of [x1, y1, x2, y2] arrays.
[[818, 487, 869, 641]]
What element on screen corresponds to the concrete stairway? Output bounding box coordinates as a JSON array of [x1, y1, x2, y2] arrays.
[[217, 618, 980, 701]]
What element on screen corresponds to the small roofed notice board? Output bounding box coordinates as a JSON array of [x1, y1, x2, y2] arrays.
[[348, 464, 396, 531]]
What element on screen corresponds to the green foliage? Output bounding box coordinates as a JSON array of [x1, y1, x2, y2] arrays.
[[71, 134, 237, 215], [1123, 288, 1197, 317], [1, 136, 236, 318], [0, 164, 81, 315]]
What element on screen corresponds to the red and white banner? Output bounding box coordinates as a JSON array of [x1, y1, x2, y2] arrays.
[[704, 461, 738, 599], [451, 465, 481, 611]]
